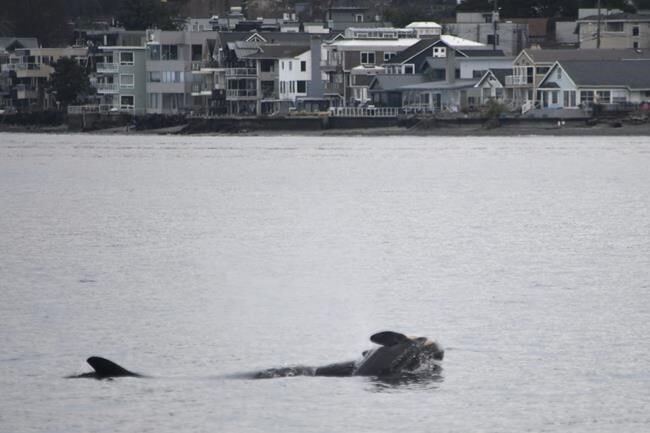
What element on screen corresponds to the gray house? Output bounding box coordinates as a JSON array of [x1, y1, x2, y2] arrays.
[[537, 60, 650, 110]]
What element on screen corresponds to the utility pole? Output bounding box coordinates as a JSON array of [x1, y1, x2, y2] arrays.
[[596, 0, 602, 48], [492, 0, 498, 51]]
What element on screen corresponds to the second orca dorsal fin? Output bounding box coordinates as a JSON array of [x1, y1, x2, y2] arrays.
[[87, 356, 139, 378], [370, 331, 410, 347]]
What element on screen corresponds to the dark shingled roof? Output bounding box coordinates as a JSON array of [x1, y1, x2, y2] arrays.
[[369, 74, 428, 91], [458, 48, 505, 57], [559, 60, 650, 88], [523, 48, 650, 63], [385, 38, 438, 65], [244, 45, 309, 59]]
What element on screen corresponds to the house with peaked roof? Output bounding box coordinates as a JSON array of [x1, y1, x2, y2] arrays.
[[536, 60, 650, 110], [475, 68, 511, 105], [321, 36, 420, 105], [508, 48, 650, 111], [244, 44, 311, 114]]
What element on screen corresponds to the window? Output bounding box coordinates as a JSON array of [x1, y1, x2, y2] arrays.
[[633, 26, 640, 36], [148, 71, 161, 82], [384, 52, 396, 62], [120, 74, 134, 88], [355, 14, 364, 23], [148, 93, 159, 109], [289, 61, 292, 71], [563, 90, 576, 107], [360, 52, 375, 65], [281, 61, 284, 70], [149, 45, 161, 61], [487, 34, 499, 46], [596, 90, 611, 104], [551, 91, 558, 104], [120, 95, 134, 107], [119, 52, 134, 65], [433, 46, 447, 58], [161, 45, 178, 60], [300, 61, 306, 72], [403, 64, 415, 74], [191, 44, 202, 61], [605, 22, 624, 32], [483, 14, 492, 23], [297, 80, 306, 93], [580, 91, 594, 106], [633, 41, 639, 49]]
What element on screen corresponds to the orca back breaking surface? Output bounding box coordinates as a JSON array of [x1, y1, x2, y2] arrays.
[[68, 356, 142, 379]]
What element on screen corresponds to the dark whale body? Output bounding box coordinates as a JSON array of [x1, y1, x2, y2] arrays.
[[255, 331, 444, 378]]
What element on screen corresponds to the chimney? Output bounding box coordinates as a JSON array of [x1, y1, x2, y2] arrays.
[[446, 47, 456, 84], [308, 36, 324, 98]]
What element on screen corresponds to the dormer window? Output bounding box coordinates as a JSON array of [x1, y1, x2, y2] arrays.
[[433, 47, 446, 58]]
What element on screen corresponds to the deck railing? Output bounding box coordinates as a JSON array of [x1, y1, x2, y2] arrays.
[[329, 107, 399, 117]]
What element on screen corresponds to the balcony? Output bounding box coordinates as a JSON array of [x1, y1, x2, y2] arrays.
[[324, 82, 344, 94], [192, 83, 213, 96], [505, 75, 528, 86], [96, 62, 119, 73], [4, 63, 50, 78], [320, 60, 343, 72], [96, 83, 118, 94], [225, 68, 257, 77], [226, 89, 257, 99]]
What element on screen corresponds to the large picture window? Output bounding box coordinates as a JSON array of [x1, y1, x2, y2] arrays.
[[360, 51, 375, 65]]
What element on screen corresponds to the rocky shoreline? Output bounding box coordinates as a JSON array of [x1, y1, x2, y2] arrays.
[[2, 115, 650, 137]]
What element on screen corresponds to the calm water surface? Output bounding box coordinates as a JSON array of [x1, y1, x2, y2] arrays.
[[1, 133, 649, 433]]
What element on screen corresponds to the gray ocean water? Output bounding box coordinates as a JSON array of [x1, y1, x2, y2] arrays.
[[1, 132, 649, 433]]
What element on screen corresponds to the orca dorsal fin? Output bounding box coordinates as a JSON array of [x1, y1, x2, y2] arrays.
[[87, 356, 138, 378], [370, 331, 410, 347]]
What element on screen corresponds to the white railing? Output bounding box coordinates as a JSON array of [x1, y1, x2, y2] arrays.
[[96, 63, 118, 73], [521, 100, 534, 114], [330, 107, 399, 117], [225, 68, 257, 76], [226, 89, 257, 98], [505, 75, 527, 86], [96, 83, 118, 93], [67, 104, 114, 114]]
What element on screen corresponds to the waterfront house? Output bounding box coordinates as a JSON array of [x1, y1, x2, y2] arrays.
[[95, 46, 147, 115], [474, 68, 511, 105], [536, 60, 650, 110], [145, 29, 219, 114], [507, 48, 650, 112], [2, 47, 88, 111], [244, 44, 311, 114], [321, 34, 420, 105]]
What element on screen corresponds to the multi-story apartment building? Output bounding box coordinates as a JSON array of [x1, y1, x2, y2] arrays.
[[1, 47, 88, 111], [145, 29, 220, 114], [321, 33, 420, 105], [94, 46, 147, 115], [576, 12, 650, 49]]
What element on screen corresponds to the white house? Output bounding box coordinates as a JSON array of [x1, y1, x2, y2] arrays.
[[278, 48, 311, 102]]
